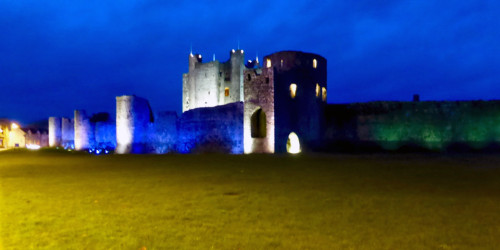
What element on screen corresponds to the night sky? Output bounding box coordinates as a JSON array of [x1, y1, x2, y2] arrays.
[[1, 0, 499, 125]]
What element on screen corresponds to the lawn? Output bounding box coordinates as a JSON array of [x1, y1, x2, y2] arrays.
[[1, 149, 500, 249]]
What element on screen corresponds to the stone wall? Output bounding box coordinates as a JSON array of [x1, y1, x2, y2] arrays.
[[25, 130, 45, 147], [95, 121, 116, 149], [61, 117, 74, 149], [149, 111, 178, 154], [178, 102, 243, 153], [194, 61, 220, 108], [325, 100, 500, 151], [243, 67, 275, 153], [48, 117, 62, 147], [74, 110, 94, 150], [116, 95, 154, 154]]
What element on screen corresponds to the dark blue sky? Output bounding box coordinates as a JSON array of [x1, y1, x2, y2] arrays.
[[1, 0, 499, 124]]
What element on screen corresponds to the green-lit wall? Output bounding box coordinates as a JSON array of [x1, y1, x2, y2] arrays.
[[325, 101, 500, 151]]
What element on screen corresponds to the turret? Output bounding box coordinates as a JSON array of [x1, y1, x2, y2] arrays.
[[229, 49, 244, 102], [189, 53, 202, 72]]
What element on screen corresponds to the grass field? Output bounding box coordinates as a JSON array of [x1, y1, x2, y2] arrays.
[[1, 149, 500, 249]]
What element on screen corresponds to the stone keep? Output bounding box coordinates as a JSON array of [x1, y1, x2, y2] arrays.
[[116, 95, 154, 154], [182, 50, 245, 112], [48, 117, 62, 147]]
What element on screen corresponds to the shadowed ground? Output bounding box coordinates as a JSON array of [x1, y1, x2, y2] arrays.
[[1, 149, 500, 249]]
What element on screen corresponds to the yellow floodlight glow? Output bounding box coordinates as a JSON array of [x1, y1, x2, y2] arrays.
[[26, 144, 41, 150], [290, 84, 297, 98], [11, 123, 19, 129], [287, 132, 301, 154], [266, 59, 271, 68], [313, 59, 317, 68], [316, 84, 320, 97], [322, 87, 327, 101]]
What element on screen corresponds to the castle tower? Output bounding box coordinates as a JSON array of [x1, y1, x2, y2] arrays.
[[229, 49, 244, 103], [244, 51, 327, 153], [182, 49, 246, 113], [183, 53, 202, 112], [243, 67, 275, 153], [48, 117, 62, 147], [116, 95, 154, 154]]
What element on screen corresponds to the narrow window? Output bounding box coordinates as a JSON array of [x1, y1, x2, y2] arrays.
[[290, 84, 297, 98], [281, 59, 283, 67], [251, 109, 267, 138], [322, 87, 327, 101], [266, 59, 271, 68], [313, 59, 317, 68], [247, 74, 251, 81], [225, 87, 230, 97], [266, 77, 269, 84], [316, 84, 320, 97]]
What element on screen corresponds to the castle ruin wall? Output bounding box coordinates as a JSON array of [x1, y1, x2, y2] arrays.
[[48, 117, 62, 147], [324, 100, 500, 151], [74, 110, 94, 150], [149, 111, 178, 154], [243, 68, 275, 153], [116, 95, 154, 154], [178, 102, 243, 153], [95, 121, 116, 149], [61, 117, 74, 149]]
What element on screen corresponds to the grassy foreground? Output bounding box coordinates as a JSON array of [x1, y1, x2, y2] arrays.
[[1, 150, 500, 249]]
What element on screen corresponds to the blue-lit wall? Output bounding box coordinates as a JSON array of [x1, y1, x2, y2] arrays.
[[95, 121, 116, 150], [177, 102, 243, 153], [150, 111, 178, 153]]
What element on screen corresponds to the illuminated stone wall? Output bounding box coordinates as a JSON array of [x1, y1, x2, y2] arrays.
[[27, 130, 49, 147], [61, 117, 74, 149], [48, 117, 62, 147], [116, 95, 154, 154], [243, 67, 275, 153], [95, 121, 116, 149], [182, 50, 245, 112], [149, 111, 178, 154], [325, 100, 500, 151], [178, 102, 243, 153], [74, 110, 94, 150]]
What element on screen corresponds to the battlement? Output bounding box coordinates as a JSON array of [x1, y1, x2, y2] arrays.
[[263, 51, 326, 73]]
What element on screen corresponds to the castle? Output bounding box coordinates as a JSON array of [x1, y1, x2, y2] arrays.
[[182, 50, 327, 154], [17, 49, 500, 153]]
